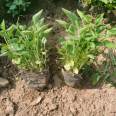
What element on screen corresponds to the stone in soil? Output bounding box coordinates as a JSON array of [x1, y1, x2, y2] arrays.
[[53, 74, 64, 87], [62, 69, 82, 88], [49, 104, 58, 111], [0, 77, 9, 88], [21, 72, 49, 90]]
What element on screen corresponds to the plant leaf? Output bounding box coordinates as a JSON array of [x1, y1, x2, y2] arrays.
[[56, 20, 68, 28], [32, 10, 43, 24], [103, 41, 116, 48], [62, 8, 79, 25], [1, 20, 6, 30]]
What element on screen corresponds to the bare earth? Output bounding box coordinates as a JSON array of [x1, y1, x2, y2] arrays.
[[0, 78, 116, 116]]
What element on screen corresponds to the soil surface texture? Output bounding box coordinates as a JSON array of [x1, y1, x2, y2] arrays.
[[0, 78, 116, 116]]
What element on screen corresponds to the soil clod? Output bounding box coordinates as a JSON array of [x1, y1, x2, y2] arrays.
[[0, 77, 9, 88], [21, 72, 49, 91]]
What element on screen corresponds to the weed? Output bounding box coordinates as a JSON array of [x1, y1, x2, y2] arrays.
[[5, 0, 31, 17]]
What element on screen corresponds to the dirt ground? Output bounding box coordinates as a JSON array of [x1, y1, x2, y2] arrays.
[[0, 1, 116, 116], [0, 77, 116, 116]]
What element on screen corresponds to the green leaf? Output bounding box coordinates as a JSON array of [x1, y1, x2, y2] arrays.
[[95, 14, 104, 25], [87, 54, 95, 59], [1, 20, 6, 30], [7, 24, 16, 37], [100, 0, 109, 4], [32, 10, 43, 24], [44, 28, 52, 34], [39, 18, 45, 26], [67, 24, 75, 34], [9, 4, 17, 10], [91, 73, 101, 85], [111, 72, 116, 77], [77, 9, 92, 23], [73, 68, 79, 74], [107, 27, 116, 36], [56, 20, 68, 28], [42, 37, 47, 44], [64, 63, 71, 71], [12, 58, 21, 65], [62, 8, 79, 25], [22, 30, 32, 35], [103, 41, 116, 48]]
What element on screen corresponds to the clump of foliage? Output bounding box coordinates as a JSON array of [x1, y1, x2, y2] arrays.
[[97, 0, 116, 10], [105, 49, 116, 85], [56, 8, 116, 75], [91, 49, 116, 86], [5, 0, 31, 17], [79, 0, 116, 12], [0, 10, 52, 72], [81, 0, 116, 9]]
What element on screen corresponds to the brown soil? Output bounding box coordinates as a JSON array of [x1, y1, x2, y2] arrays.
[[0, 78, 116, 116], [0, 1, 116, 116]]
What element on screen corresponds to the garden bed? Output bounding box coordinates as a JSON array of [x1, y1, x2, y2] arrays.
[[0, 0, 116, 116], [0, 31, 116, 116]]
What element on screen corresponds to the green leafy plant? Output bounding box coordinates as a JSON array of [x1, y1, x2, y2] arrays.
[[79, 0, 116, 10], [56, 8, 116, 75], [92, 49, 116, 86], [5, 0, 31, 17], [80, 0, 93, 6], [100, 0, 116, 9], [0, 10, 52, 72]]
